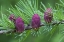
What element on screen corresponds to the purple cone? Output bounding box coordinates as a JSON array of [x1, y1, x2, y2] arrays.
[[44, 8, 53, 23], [31, 14, 41, 29], [9, 14, 15, 21], [15, 17, 24, 33]]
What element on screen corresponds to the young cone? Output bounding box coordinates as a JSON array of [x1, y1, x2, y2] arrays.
[[15, 17, 24, 33], [44, 8, 53, 23], [9, 14, 15, 21], [9, 14, 16, 23], [31, 14, 41, 31]]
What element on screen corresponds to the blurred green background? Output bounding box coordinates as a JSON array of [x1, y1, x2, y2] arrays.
[[0, 0, 64, 42], [0, 0, 62, 8], [0, 0, 64, 14], [0, 0, 64, 8]]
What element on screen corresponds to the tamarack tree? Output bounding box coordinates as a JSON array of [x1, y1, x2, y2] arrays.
[[0, 0, 64, 42]]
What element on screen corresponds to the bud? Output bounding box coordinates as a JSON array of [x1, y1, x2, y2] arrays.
[[31, 14, 41, 30], [15, 17, 24, 33], [44, 8, 53, 23], [9, 14, 15, 21]]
